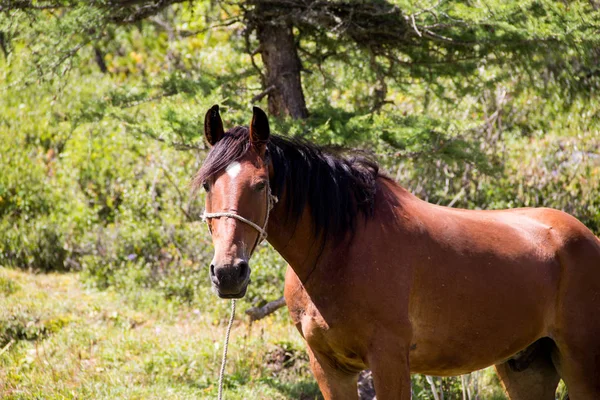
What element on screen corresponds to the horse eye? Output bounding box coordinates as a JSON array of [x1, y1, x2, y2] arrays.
[[254, 181, 266, 192], [202, 182, 210, 192]]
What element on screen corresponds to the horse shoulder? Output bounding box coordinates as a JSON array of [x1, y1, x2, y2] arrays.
[[284, 265, 329, 338]]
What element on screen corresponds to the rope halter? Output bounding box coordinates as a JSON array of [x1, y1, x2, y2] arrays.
[[201, 179, 278, 256]]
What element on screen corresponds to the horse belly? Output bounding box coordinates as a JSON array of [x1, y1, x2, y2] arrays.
[[407, 255, 560, 376]]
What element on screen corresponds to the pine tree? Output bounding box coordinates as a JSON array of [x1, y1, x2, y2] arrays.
[[2, 0, 599, 118]]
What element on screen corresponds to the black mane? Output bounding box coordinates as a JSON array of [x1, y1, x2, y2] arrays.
[[194, 127, 381, 241]]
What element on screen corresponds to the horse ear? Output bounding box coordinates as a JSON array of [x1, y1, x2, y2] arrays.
[[204, 104, 225, 147], [249, 106, 270, 152]]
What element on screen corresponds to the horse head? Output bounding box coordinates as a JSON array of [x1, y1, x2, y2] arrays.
[[196, 105, 274, 299]]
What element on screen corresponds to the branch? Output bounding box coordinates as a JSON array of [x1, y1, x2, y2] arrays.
[[245, 296, 286, 321], [159, 160, 196, 222], [0, 339, 15, 356], [0, 31, 8, 59], [93, 46, 108, 73], [447, 187, 465, 208], [244, 25, 266, 86], [425, 375, 442, 400], [125, 123, 205, 151], [148, 15, 242, 38], [0, 0, 66, 11], [117, 92, 179, 109], [251, 85, 275, 102]]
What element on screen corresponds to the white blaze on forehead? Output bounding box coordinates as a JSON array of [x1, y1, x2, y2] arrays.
[[225, 161, 242, 179]]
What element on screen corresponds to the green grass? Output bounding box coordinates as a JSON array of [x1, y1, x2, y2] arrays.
[[0, 267, 538, 399], [0, 267, 319, 399]]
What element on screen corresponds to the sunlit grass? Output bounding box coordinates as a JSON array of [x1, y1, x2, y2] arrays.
[[1, 267, 571, 399], [0, 267, 318, 399]]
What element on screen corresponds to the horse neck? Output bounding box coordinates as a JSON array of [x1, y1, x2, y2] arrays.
[[264, 177, 407, 283], [266, 193, 328, 283]]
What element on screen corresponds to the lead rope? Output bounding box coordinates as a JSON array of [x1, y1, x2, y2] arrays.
[[218, 299, 236, 400]]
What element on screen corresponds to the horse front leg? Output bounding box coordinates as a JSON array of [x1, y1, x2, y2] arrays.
[[306, 346, 359, 400], [367, 342, 412, 400]]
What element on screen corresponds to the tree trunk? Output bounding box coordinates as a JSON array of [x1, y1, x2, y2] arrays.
[[256, 14, 308, 119]]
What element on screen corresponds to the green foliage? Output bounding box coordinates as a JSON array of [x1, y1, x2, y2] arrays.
[[0, 275, 20, 296], [0, 311, 71, 348], [0, 219, 69, 272]]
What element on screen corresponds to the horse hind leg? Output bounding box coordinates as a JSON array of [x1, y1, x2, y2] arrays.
[[495, 338, 561, 400], [550, 229, 600, 399], [552, 338, 600, 399]]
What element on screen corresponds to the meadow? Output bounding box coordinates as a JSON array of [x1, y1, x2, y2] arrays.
[[2, 265, 515, 399], [0, 267, 323, 399]]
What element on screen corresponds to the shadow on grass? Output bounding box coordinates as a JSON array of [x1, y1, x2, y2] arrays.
[[260, 376, 323, 400]]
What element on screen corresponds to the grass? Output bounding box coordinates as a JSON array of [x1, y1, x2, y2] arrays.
[[0, 267, 532, 399], [0, 267, 320, 400]]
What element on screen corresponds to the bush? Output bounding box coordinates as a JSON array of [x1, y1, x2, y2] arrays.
[[0, 275, 20, 296], [0, 312, 71, 348], [0, 219, 69, 272]]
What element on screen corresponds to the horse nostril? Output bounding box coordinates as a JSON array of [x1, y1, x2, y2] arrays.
[[210, 264, 216, 278], [238, 261, 249, 279]]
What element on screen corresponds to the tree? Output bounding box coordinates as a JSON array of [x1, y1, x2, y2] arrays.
[[245, 0, 600, 116], [2, 1, 599, 118]]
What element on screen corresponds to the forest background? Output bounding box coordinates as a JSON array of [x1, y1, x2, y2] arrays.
[[1, 0, 599, 398]]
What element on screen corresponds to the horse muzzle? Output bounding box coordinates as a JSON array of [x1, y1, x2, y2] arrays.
[[210, 260, 250, 299]]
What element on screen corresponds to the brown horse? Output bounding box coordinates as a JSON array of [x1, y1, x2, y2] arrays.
[[195, 105, 600, 399]]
